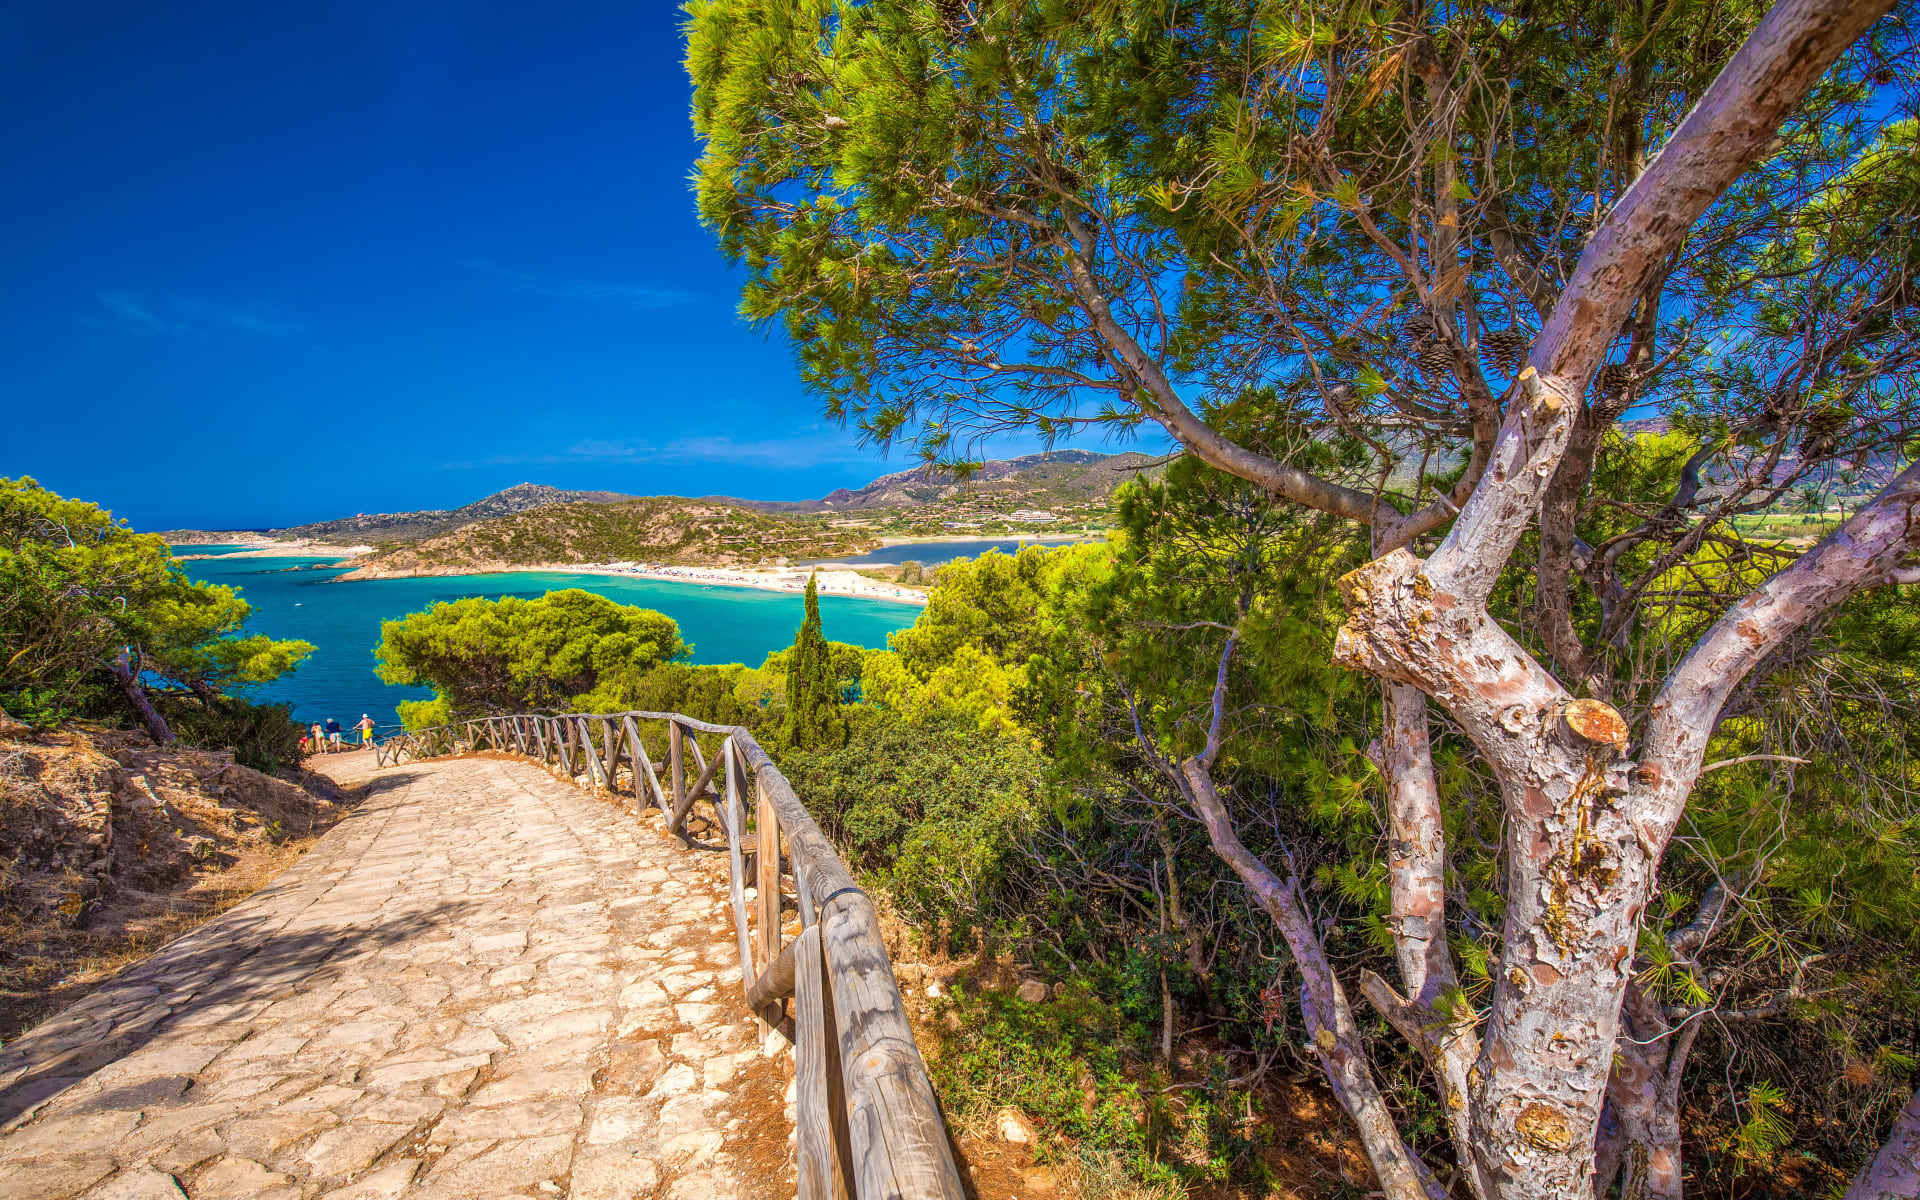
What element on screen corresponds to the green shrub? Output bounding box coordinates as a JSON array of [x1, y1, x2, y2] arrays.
[[397, 696, 451, 731], [781, 709, 1040, 944], [931, 983, 1158, 1163], [154, 694, 309, 773], [0, 687, 78, 730], [375, 589, 685, 717]]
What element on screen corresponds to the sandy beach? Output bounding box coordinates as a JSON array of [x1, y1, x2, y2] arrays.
[[171, 539, 928, 606], [171, 537, 374, 559], [318, 554, 929, 607], [563, 562, 929, 606]]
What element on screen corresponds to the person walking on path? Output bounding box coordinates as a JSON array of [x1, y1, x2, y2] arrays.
[[325, 717, 342, 752], [310, 722, 325, 755], [355, 713, 375, 749]]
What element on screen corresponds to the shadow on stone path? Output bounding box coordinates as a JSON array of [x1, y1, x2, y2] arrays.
[[0, 750, 797, 1200]]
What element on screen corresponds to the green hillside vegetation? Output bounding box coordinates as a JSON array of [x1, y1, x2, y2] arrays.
[[2, 477, 315, 768], [715, 450, 1164, 539], [341, 496, 882, 577], [378, 439, 1920, 1194], [156, 484, 640, 547], [274, 482, 636, 544]]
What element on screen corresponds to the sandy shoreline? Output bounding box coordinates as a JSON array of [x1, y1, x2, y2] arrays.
[[171, 540, 931, 607], [560, 563, 929, 607], [332, 561, 929, 607], [172, 538, 373, 559]]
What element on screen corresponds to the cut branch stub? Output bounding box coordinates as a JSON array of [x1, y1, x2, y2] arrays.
[[1559, 699, 1628, 759]]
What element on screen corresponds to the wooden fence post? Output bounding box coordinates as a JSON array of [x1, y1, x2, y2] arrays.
[[599, 717, 618, 786], [724, 738, 756, 986], [668, 720, 686, 830], [626, 717, 667, 815], [793, 924, 852, 1200], [757, 774, 782, 978]]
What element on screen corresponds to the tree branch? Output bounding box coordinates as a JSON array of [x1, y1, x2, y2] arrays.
[[1424, 0, 1897, 602]]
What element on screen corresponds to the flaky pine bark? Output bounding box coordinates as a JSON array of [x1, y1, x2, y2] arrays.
[[1848, 1088, 1920, 1200], [1593, 981, 1698, 1200], [1327, 2, 1900, 1192], [1595, 882, 1730, 1198], [1365, 682, 1494, 1200], [1337, 450, 1920, 1197]]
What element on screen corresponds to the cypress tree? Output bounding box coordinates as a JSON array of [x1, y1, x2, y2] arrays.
[[783, 573, 846, 750]]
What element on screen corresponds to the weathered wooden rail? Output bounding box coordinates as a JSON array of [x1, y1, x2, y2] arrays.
[[375, 712, 964, 1200]]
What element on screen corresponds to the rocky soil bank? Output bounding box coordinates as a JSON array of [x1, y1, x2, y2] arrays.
[[0, 715, 350, 1038]]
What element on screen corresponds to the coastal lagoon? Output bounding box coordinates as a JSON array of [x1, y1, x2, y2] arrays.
[[175, 553, 919, 730]]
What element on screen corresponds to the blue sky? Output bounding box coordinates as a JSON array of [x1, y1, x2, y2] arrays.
[[0, 0, 1083, 531]]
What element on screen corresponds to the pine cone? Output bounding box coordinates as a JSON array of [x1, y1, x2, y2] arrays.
[[1597, 363, 1637, 405], [1802, 430, 1841, 460], [1404, 312, 1436, 341], [934, 0, 968, 37], [1419, 341, 1453, 375], [1482, 329, 1531, 374], [1804, 403, 1850, 436]]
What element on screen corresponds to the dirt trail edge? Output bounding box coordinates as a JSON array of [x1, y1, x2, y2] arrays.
[[0, 750, 795, 1200]]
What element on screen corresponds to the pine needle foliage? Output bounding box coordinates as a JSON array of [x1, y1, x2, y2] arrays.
[[784, 573, 849, 750]]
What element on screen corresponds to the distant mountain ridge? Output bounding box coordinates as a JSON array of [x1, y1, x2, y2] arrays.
[[270, 483, 636, 543], [159, 452, 1156, 546], [337, 496, 881, 580], [704, 449, 1161, 514]]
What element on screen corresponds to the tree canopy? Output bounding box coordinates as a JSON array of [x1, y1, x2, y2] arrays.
[[783, 573, 849, 749], [0, 476, 313, 740], [690, 0, 1920, 1194], [374, 589, 687, 726]]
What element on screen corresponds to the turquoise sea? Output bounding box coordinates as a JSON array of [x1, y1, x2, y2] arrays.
[[174, 551, 919, 731]]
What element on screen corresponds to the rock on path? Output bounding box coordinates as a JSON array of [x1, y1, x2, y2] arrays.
[[0, 750, 796, 1200]]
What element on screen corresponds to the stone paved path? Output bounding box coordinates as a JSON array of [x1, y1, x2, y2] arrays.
[[0, 751, 795, 1200]]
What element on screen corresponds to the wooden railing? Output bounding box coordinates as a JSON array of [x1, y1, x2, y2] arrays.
[[375, 712, 964, 1200]]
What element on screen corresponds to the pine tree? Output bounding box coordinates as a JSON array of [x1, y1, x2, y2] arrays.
[[783, 573, 846, 751]]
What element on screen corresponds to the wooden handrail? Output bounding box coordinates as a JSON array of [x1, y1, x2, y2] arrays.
[[374, 712, 964, 1200]]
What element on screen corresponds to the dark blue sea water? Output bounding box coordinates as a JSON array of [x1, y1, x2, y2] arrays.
[[172, 554, 919, 731], [805, 537, 1089, 567]]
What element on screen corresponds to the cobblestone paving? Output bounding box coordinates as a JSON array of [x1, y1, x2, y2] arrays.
[[0, 751, 795, 1200]]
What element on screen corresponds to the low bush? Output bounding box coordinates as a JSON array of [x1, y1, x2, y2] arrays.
[[781, 709, 1041, 945]]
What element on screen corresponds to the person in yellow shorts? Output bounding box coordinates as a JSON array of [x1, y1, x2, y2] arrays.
[[356, 714, 375, 748]]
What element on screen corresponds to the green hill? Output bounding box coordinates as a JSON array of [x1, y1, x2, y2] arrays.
[[337, 496, 880, 579]]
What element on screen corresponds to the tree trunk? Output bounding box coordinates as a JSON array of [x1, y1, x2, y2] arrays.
[[1848, 1088, 1920, 1200], [1335, 454, 1920, 1197], [1176, 760, 1445, 1200], [110, 650, 174, 745], [1322, 3, 1901, 1189], [1369, 682, 1494, 1200], [1153, 814, 1208, 981], [1594, 983, 1688, 1200]]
